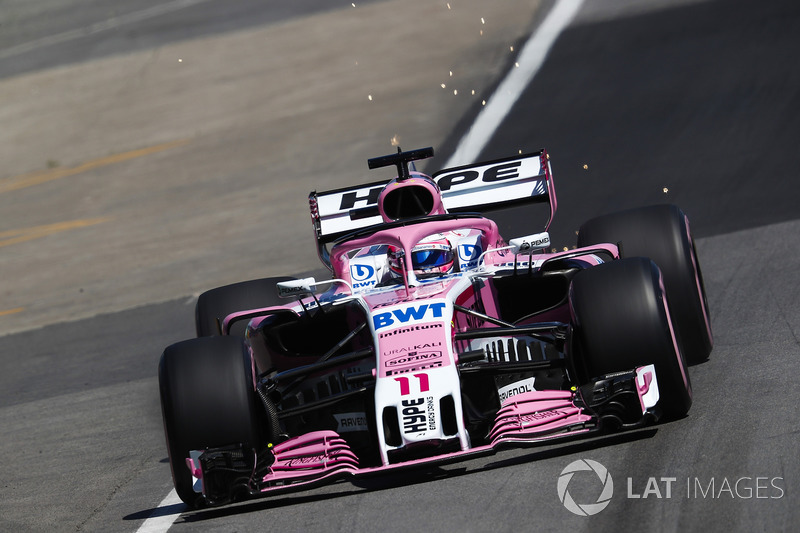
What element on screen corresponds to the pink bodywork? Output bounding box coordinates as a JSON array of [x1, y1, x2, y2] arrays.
[[254, 389, 594, 494], [329, 216, 501, 286], [488, 390, 592, 442], [178, 149, 683, 507]]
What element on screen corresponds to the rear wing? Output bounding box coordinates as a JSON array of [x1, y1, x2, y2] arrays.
[[433, 150, 556, 217], [309, 150, 557, 268]]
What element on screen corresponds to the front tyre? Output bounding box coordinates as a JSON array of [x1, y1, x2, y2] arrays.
[[577, 204, 712, 365], [570, 257, 692, 419], [159, 336, 263, 508]]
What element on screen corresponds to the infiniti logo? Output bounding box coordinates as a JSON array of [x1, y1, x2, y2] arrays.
[[557, 459, 614, 516]]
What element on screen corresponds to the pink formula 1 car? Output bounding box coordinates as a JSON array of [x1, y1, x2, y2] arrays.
[[159, 147, 713, 508]]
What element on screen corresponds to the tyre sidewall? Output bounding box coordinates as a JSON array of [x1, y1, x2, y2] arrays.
[[578, 204, 712, 364], [195, 276, 295, 337], [570, 257, 692, 418], [159, 336, 261, 507]]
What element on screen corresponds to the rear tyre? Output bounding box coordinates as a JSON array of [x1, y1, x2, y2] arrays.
[[570, 257, 692, 419], [196, 276, 295, 337], [159, 336, 263, 508], [577, 204, 712, 364]]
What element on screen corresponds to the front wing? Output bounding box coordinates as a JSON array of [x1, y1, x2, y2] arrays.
[[189, 365, 659, 506]]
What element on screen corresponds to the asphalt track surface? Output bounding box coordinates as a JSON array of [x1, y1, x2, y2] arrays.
[[1, 0, 799, 531]]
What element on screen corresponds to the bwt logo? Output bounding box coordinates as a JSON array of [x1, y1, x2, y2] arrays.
[[557, 459, 614, 516], [350, 264, 376, 286], [373, 302, 447, 330], [458, 244, 481, 265]]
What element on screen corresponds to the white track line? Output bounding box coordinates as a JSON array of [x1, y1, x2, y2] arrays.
[[0, 0, 214, 60], [136, 1, 584, 532], [444, 0, 585, 168], [136, 489, 185, 533]]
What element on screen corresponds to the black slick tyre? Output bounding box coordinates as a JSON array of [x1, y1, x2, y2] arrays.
[[570, 257, 692, 419], [158, 336, 263, 508], [195, 276, 295, 337], [577, 204, 712, 365]]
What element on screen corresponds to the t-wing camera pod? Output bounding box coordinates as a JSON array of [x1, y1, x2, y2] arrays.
[[367, 147, 435, 180]]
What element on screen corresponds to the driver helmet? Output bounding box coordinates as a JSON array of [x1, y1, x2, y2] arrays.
[[388, 235, 455, 279]]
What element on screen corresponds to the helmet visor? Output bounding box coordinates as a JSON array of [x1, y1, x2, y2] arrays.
[[411, 249, 452, 269], [410, 243, 454, 275]]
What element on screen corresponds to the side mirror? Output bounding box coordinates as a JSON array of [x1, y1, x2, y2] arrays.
[[277, 278, 317, 298], [509, 232, 551, 254]]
